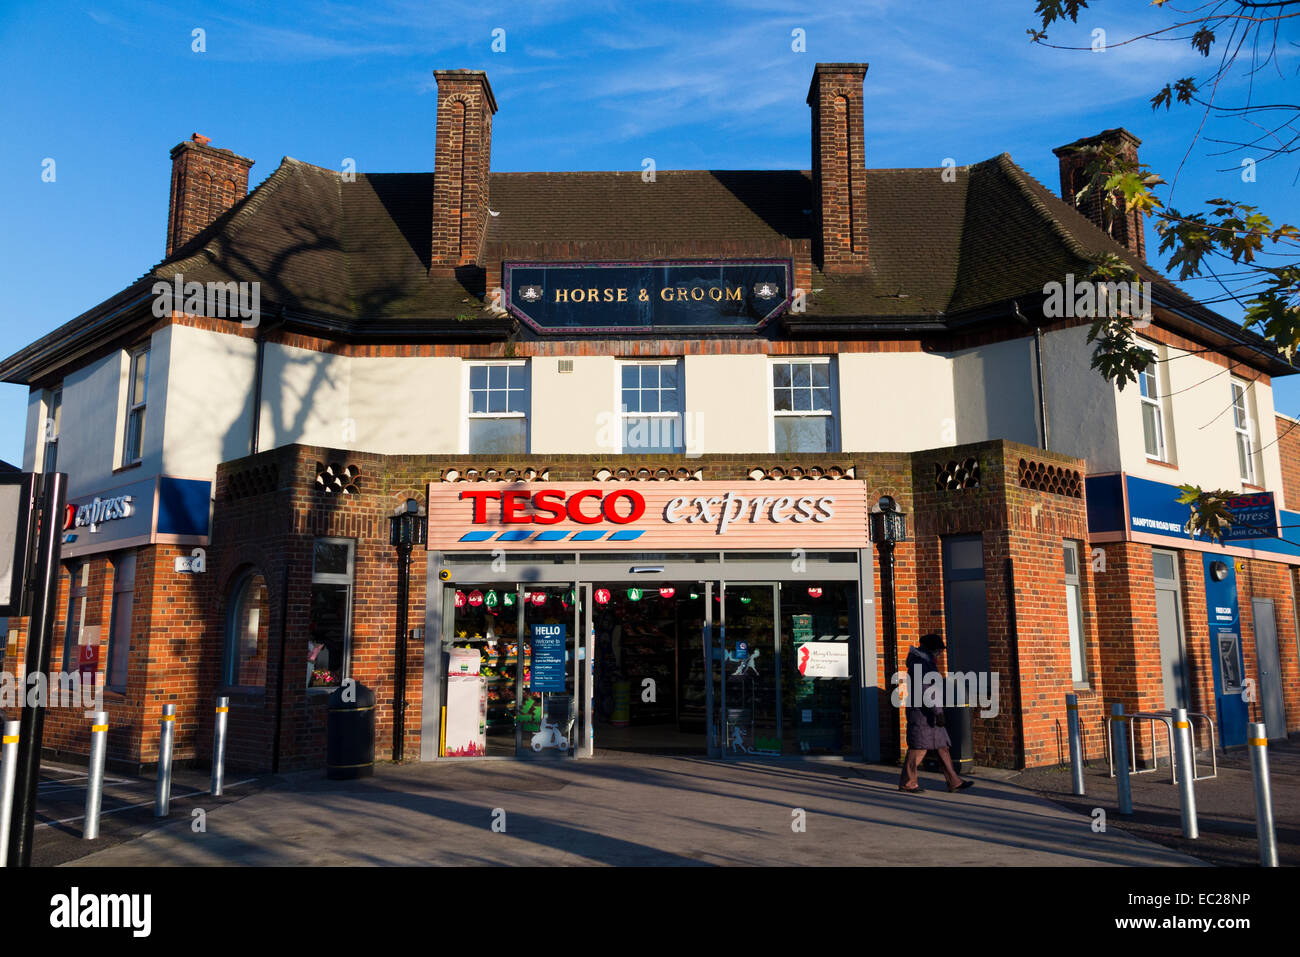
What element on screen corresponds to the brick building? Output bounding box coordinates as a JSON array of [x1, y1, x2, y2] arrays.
[[1, 63, 1297, 773]]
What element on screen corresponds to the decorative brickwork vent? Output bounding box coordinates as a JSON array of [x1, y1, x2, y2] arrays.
[[226, 463, 279, 500], [441, 468, 548, 482], [748, 466, 855, 481], [934, 458, 980, 491], [594, 467, 702, 482], [315, 461, 361, 495], [1017, 459, 1082, 498]]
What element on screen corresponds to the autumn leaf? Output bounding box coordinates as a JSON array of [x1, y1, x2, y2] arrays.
[[1176, 485, 1235, 542]]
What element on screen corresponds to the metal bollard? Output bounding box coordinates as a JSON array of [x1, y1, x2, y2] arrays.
[[1066, 694, 1084, 796], [1111, 704, 1133, 815], [0, 721, 19, 867], [1247, 722, 1278, 867], [154, 704, 176, 817], [211, 697, 229, 797], [1171, 707, 1198, 839], [83, 712, 108, 840]]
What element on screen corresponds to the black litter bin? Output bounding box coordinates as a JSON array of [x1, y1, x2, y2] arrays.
[[326, 682, 375, 779], [946, 703, 974, 775]]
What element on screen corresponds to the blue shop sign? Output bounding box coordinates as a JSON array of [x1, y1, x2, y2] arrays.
[[504, 260, 791, 333], [530, 623, 567, 692], [1124, 476, 1277, 541]]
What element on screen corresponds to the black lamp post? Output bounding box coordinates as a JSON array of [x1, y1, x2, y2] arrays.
[[389, 498, 427, 763], [869, 495, 907, 763]]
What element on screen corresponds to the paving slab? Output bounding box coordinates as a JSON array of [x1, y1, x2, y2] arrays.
[[67, 756, 1203, 866]]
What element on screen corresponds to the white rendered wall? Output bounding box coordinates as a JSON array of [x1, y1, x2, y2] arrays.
[[158, 323, 257, 476], [950, 337, 1041, 447], [1040, 323, 1122, 471], [348, 355, 461, 454], [839, 351, 958, 451], [683, 354, 771, 453], [259, 342, 351, 452], [530, 355, 617, 455]]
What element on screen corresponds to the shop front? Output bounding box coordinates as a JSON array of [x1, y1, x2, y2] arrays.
[[421, 482, 877, 760], [1086, 472, 1298, 748]]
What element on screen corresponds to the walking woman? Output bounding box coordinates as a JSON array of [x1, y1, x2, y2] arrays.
[[899, 633, 973, 794]]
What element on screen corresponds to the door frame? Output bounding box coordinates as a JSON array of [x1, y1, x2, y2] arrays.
[[1152, 548, 1190, 711], [712, 580, 782, 758], [1250, 596, 1288, 739]]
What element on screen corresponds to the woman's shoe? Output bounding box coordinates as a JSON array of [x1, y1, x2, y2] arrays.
[[898, 785, 925, 794], [948, 780, 974, 792]]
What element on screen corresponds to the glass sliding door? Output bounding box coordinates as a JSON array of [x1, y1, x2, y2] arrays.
[[716, 582, 782, 755], [442, 582, 517, 757], [576, 584, 594, 757], [519, 584, 578, 757], [779, 581, 857, 755]]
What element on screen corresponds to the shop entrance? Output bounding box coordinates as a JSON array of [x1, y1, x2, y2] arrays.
[[428, 553, 870, 762], [590, 582, 708, 753], [707, 581, 858, 757]]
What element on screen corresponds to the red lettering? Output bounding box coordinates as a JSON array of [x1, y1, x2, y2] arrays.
[[501, 489, 531, 524], [531, 489, 568, 525], [460, 489, 502, 524], [566, 489, 604, 524], [602, 490, 645, 524]]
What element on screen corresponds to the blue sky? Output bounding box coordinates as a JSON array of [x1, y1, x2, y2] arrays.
[[0, 0, 1296, 465]]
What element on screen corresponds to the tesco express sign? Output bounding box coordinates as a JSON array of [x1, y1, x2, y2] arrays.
[[461, 488, 835, 535], [63, 494, 135, 534]]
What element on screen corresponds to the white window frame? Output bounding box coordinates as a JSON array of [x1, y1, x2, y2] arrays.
[[1230, 378, 1257, 485], [121, 345, 150, 467], [1063, 541, 1088, 685], [1138, 359, 1167, 462], [615, 358, 685, 454], [462, 359, 529, 454], [42, 386, 61, 474], [768, 356, 839, 454]]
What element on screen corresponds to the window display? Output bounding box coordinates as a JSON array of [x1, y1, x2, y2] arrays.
[[308, 538, 354, 689]]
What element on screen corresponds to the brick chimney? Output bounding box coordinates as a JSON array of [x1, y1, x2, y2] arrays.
[[165, 134, 255, 257], [807, 63, 869, 274], [1052, 128, 1146, 260], [431, 69, 498, 276]]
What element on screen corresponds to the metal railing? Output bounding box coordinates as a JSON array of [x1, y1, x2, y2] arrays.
[[1105, 708, 1218, 784]]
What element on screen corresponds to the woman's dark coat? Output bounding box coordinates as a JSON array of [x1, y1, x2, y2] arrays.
[[904, 646, 952, 751]]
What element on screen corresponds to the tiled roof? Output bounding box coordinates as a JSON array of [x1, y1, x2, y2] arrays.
[[2, 151, 1289, 383]]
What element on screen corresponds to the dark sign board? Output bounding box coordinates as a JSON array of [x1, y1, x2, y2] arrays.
[[529, 623, 567, 692], [1124, 476, 1278, 542], [504, 260, 791, 333], [1222, 492, 1278, 540], [0, 472, 34, 616]]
